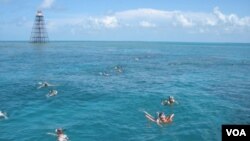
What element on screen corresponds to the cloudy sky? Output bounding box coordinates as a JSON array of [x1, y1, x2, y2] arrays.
[[0, 0, 250, 42]]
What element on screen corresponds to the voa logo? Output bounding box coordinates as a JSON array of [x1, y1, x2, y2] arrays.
[[226, 129, 246, 136]]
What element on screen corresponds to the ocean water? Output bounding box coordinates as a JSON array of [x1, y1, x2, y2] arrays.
[[0, 41, 250, 141]]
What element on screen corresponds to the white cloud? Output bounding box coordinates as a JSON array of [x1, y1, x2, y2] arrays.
[[45, 7, 250, 35], [116, 8, 250, 28], [89, 16, 118, 28], [40, 0, 55, 9], [113, 8, 195, 28], [176, 14, 194, 27], [213, 7, 250, 27], [101, 16, 118, 28], [114, 8, 174, 20], [139, 21, 156, 28], [213, 7, 226, 22], [205, 18, 217, 26]]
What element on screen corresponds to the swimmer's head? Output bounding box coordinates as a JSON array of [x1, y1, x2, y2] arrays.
[[56, 128, 63, 134], [159, 112, 165, 117]]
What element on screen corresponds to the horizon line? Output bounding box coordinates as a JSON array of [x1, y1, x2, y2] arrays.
[[0, 40, 250, 44]]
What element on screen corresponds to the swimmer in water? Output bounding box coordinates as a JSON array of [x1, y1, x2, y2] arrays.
[[46, 90, 58, 97], [47, 128, 69, 141], [0, 111, 8, 119], [144, 111, 174, 127], [56, 128, 69, 141], [37, 81, 53, 89], [114, 65, 123, 73], [156, 112, 174, 127], [161, 96, 177, 105]]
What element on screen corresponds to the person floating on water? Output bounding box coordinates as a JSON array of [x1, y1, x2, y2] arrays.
[[156, 112, 174, 127], [0, 111, 8, 119], [114, 65, 123, 73], [56, 128, 69, 141], [37, 81, 54, 89], [47, 128, 69, 141], [161, 96, 177, 105], [144, 111, 174, 127], [46, 90, 58, 98]]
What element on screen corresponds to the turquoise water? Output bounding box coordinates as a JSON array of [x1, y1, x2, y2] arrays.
[[0, 41, 250, 141]]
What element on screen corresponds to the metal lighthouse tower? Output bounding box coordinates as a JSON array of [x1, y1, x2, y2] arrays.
[[30, 10, 49, 43]]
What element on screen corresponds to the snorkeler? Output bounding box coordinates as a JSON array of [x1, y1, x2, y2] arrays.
[[0, 111, 8, 119], [56, 128, 69, 141], [47, 128, 69, 141], [46, 90, 58, 97], [144, 111, 174, 127], [156, 112, 174, 126], [161, 96, 177, 105], [37, 81, 54, 89], [114, 65, 123, 73]]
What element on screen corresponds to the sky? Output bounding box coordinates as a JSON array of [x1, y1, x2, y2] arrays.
[[0, 0, 250, 42]]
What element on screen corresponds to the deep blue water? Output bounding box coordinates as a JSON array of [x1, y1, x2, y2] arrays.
[[0, 41, 250, 141]]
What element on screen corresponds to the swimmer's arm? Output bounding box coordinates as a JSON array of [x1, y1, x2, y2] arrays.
[[156, 119, 163, 127], [2, 113, 8, 119], [47, 132, 57, 136], [37, 86, 43, 89], [4, 115, 8, 119]]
